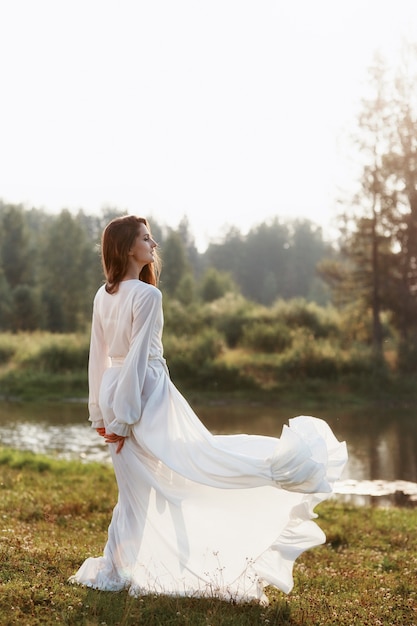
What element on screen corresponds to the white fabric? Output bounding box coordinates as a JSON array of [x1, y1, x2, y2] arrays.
[[69, 279, 347, 604]]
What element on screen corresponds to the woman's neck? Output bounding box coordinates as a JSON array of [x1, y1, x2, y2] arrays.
[[122, 259, 144, 281], [122, 272, 139, 281]]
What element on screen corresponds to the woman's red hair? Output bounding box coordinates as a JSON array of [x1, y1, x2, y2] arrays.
[[101, 216, 161, 294]]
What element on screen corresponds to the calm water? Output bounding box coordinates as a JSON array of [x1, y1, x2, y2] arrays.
[[1, 399, 416, 506]]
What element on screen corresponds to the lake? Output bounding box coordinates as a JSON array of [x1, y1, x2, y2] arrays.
[[1, 399, 416, 507]]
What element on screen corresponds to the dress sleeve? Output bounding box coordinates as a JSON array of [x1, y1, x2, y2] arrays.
[[106, 286, 162, 437], [88, 294, 111, 430]]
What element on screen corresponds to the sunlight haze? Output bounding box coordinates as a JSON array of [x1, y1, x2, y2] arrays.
[[0, 0, 416, 250]]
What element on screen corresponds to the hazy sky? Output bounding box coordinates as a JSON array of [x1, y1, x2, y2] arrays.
[[0, 0, 416, 250]]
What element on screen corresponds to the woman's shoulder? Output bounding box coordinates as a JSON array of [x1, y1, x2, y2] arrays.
[[131, 280, 162, 302], [132, 280, 161, 294], [93, 284, 107, 303], [93, 281, 161, 306]]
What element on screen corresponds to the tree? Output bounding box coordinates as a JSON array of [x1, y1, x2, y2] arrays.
[[203, 219, 329, 305], [176, 215, 201, 275], [343, 53, 393, 355], [175, 273, 197, 306], [11, 285, 41, 331], [203, 226, 245, 288], [0, 204, 32, 288], [200, 268, 236, 303], [321, 44, 417, 361], [0, 267, 12, 330], [237, 219, 291, 303], [40, 210, 92, 331], [382, 43, 417, 345], [286, 220, 331, 301], [159, 230, 190, 297]]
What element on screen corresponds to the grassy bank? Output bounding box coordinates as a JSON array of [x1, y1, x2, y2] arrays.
[[0, 332, 89, 401], [0, 448, 416, 625], [1, 331, 417, 409]]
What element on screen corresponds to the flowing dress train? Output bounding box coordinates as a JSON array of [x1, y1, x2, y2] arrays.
[[69, 280, 347, 604]]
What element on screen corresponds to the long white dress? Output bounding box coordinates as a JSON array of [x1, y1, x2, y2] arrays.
[[69, 279, 347, 605]]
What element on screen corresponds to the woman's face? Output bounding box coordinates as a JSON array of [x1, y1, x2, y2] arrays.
[[128, 224, 157, 270]]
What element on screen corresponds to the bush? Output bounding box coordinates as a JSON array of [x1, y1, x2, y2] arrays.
[[394, 340, 417, 374], [199, 268, 236, 303], [0, 368, 88, 400], [272, 298, 339, 338], [163, 299, 204, 336], [204, 360, 255, 391], [203, 294, 254, 347], [241, 320, 292, 353], [19, 334, 90, 373], [0, 335, 17, 364], [164, 328, 225, 380], [277, 333, 380, 382], [277, 330, 340, 380]]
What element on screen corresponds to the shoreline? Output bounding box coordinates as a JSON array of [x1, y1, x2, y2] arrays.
[[1, 385, 417, 508], [2, 379, 417, 410]]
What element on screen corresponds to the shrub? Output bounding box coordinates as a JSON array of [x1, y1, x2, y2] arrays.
[[203, 294, 254, 347], [277, 333, 379, 382], [19, 334, 90, 373], [0, 335, 17, 364], [338, 304, 373, 346], [272, 298, 339, 338], [341, 346, 374, 375], [387, 340, 416, 374], [199, 268, 236, 303], [241, 320, 292, 353], [203, 360, 257, 391], [277, 330, 340, 380], [163, 298, 204, 336], [164, 328, 225, 380]]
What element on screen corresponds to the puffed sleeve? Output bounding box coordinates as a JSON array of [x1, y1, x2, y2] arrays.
[[106, 285, 162, 437], [88, 292, 111, 429]]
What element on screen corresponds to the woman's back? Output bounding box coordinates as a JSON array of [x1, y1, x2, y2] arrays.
[[93, 279, 163, 359]]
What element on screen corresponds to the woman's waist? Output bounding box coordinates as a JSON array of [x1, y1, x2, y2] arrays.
[[110, 354, 166, 367]]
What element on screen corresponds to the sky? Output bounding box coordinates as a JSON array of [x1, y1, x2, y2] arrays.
[[0, 1, 416, 251]]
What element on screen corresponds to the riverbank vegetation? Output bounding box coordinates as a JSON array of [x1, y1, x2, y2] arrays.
[[0, 447, 415, 625], [0, 292, 413, 405]]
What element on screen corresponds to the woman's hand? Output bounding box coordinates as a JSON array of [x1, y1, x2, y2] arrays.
[[96, 428, 106, 437], [104, 432, 126, 453]]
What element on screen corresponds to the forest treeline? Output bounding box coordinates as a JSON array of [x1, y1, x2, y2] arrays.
[[1, 43, 417, 382], [0, 202, 332, 333]]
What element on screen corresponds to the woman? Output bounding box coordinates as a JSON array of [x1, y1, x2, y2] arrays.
[[69, 215, 347, 605]]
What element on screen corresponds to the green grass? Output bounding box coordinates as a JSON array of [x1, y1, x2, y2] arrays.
[[0, 448, 416, 625]]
